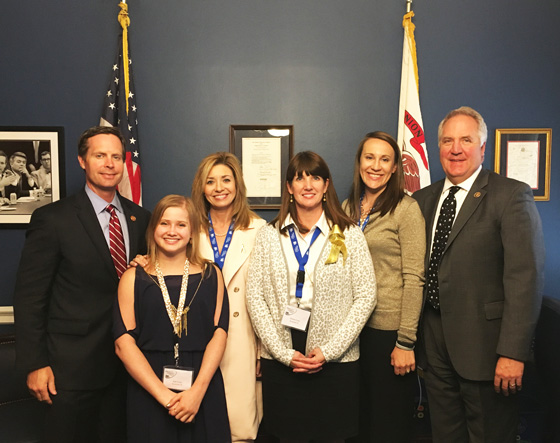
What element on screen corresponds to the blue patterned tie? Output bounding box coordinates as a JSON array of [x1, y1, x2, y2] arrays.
[[426, 186, 460, 309]]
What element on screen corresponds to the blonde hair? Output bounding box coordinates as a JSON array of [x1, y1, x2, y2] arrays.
[[145, 195, 210, 270], [191, 152, 257, 231]]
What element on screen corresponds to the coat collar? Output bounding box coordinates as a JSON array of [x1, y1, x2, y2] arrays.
[[73, 188, 140, 283], [200, 218, 262, 285]]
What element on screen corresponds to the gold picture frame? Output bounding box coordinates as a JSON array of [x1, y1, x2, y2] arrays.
[[494, 128, 552, 201]]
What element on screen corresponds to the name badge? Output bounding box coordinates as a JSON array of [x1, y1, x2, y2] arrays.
[[162, 365, 194, 391], [281, 305, 311, 331]]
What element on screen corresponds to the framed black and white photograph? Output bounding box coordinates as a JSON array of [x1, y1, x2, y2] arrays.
[[229, 125, 293, 209], [494, 128, 552, 201], [0, 126, 65, 225]]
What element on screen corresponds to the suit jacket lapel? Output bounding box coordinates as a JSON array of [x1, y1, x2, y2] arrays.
[[444, 169, 489, 253], [222, 228, 252, 285], [74, 189, 119, 282]]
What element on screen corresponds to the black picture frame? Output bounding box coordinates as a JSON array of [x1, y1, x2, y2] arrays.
[[0, 126, 65, 225], [229, 125, 293, 209]]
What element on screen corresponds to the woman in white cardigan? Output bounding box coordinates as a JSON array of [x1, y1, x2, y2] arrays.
[[246, 151, 377, 443]]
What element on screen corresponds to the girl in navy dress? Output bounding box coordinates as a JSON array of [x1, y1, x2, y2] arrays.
[[115, 195, 231, 443]]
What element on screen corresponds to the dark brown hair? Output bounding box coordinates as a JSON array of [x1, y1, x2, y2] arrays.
[[272, 151, 354, 234], [346, 131, 405, 220], [78, 126, 126, 159]]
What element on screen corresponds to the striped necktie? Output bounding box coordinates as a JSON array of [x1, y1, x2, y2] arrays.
[[106, 204, 127, 278]]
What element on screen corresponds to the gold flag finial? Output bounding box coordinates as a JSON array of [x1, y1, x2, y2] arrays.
[[118, 2, 131, 113]]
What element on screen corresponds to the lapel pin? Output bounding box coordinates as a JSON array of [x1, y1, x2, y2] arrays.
[[474, 192, 481, 198], [130, 215, 136, 221]]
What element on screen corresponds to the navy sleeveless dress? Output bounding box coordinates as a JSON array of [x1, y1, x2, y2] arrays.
[[114, 265, 231, 443]]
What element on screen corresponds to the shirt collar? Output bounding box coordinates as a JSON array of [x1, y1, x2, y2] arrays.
[[281, 211, 330, 235], [84, 185, 123, 215], [443, 165, 482, 194]]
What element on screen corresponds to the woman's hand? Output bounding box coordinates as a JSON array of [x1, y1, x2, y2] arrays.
[[290, 349, 324, 374], [390, 347, 416, 376], [166, 385, 204, 423], [129, 254, 149, 268]]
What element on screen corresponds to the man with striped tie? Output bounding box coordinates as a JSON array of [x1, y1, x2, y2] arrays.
[[14, 126, 150, 443]]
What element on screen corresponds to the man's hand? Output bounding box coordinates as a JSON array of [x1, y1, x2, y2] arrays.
[[129, 254, 149, 268], [494, 356, 524, 396], [27, 366, 57, 404]]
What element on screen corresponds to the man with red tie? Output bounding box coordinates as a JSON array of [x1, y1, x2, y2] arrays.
[[14, 126, 150, 443]]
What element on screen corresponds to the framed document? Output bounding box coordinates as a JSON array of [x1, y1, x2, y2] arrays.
[[0, 126, 65, 225], [494, 128, 552, 201], [230, 125, 293, 209]]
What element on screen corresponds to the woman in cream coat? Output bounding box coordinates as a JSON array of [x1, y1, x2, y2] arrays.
[[192, 152, 266, 442]]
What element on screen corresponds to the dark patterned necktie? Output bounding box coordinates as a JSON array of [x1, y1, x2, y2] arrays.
[[426, 186, 460, 309], [106, 204, 127, 278]]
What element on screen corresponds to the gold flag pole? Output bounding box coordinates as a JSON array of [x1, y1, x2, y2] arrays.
[[117, 1, 131, 113]]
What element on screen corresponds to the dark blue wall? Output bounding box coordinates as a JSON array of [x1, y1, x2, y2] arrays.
[[1, 0, 559, 306]]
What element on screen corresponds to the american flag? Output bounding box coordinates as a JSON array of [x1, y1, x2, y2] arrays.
[[100, 34, 142, 205]]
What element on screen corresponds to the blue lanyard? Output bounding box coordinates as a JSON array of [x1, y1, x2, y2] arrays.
[[358, 192, 371, 231], [288, 226, 322, 299], [208, 212, 235, 270]]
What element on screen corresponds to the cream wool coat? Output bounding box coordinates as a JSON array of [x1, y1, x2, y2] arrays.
[[199, 217, 266, 443]]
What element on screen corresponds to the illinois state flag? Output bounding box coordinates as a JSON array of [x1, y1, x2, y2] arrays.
[[397, 11, 430, 194], [100, 3, 142, 205]]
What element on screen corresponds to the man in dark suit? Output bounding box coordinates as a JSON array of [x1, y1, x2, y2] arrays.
[[413, 107, 544, 442], [4, 151, 37, 198], [14, 126, 151, 443]]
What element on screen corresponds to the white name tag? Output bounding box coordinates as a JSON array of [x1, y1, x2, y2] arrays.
[[162, 366, 193, 391], [281, 305, 311, 331]]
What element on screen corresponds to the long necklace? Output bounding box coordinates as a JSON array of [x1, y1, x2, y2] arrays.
[[155, 258, 189, 337], [359, 193, 376, 230]]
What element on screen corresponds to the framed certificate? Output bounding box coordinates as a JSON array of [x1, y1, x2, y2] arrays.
[[494, 128, 552, 201], [230, 125, 293, 209]]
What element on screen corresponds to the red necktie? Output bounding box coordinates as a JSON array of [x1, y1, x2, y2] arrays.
[[106, 204, 127, 278]]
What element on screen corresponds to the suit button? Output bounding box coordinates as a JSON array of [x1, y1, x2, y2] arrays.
[[234, 287, 240, 292], [233, 312, 239, 317]]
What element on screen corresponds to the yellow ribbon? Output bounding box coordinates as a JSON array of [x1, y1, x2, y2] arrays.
[[325, 225, 347, 265], [118, 2, 130, 113]]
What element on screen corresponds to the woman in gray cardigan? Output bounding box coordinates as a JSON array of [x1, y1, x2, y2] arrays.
[[247, 151, 377, 443], [344, 131, 426, 443]]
